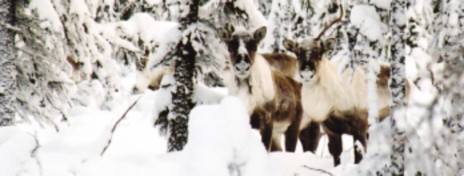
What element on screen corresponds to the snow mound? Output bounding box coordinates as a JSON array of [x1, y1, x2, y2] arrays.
[[183, 97, 269, 176]]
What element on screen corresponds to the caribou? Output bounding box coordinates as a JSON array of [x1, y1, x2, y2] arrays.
[[218, 24, 303, 152], [282, 5, 392, 166], [132, 51, 298, 94]]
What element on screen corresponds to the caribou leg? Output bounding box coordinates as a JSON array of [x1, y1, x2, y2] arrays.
[[328, 133, 343, 166], [352, 111, 369, 164], [285, 106, 303, 152], [284, 119, 300, 152], [353, 131, 367, 164], [299, 122, 321, 153], [260, 118, 274, 151]]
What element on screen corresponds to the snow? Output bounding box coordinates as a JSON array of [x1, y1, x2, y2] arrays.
[[183, 97, 268, 176], [70, 0, 91, 18], [96, 13, 180, 53], [29, 0, 63, 32], [0, 128, 37, 176], [230, 0, 268, 28], [350, 5, 388, 42], [370, 0, 392, 10], [9, 0, 464, 175], [2, 82, 362, 176]]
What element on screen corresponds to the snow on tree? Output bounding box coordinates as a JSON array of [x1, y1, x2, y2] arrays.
[[266, 0, 295, 52], [4, 0, 464, 175], [147, 0, 231, 151], [0, 0, 17, 126], [343, 0, 464, 175], [146, 0, 268, 151], [425, 0, 464, 174], [386, 0, 408, 175], [11, 0, 181, 129], [14, 0, 75, 130]]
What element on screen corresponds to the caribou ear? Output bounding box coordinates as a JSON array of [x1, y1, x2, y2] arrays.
[[224, 23, 235, 33], [323, 38, 337, 52], [283, 38, 298, 53], [218, 23, 235, 41], [253, 26, 267, 43], [218, 28, 231, 41]]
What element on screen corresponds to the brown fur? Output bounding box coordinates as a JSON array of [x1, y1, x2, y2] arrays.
[[376, 64, 392, 122], [219, 24, 303, 152], [324, 109, 369, 165], [377, 64, 391, 88], [262, 53, 299, 78], [66, 55, 80, 71], [66, 55, 86, 82], [253, 72, 303, 151], [289, 43, 371, 165], [282, 5, 382, 165], [136, 53, 299, 93], [299, 121, 322, 152]]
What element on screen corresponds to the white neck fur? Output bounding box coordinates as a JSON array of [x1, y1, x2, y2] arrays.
[[224, 55, 276, 114], [301, 57, 355, 122]]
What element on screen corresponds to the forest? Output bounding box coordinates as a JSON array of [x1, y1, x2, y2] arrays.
[[0, 0, 463, 175]]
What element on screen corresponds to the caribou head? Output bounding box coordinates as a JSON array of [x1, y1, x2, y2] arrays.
[[218, 24, 267, 80], [283, 5, 343, 84]]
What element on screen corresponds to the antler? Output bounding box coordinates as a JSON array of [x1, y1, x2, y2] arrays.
[[314, 5, 344, 40]]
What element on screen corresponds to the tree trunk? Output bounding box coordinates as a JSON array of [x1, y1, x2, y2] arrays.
[[388, 0, 407, 175], [167, 0, 200, 152], [438, 0, 464, 135], [168, 36, 197, 151], [0, 0, 17, 126], [432, 0, 464, 172]]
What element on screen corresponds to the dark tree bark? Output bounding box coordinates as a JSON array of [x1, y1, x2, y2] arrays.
[[0, 0, 17, 126], [168, 35, 197, 151], [167, 0, 200, 152], [388, 0, 407, 175]]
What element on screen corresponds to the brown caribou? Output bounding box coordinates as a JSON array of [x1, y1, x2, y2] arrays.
[[132, 52, 297, 93], [218, 24, 303, 152], [282, 5, 392, 166]]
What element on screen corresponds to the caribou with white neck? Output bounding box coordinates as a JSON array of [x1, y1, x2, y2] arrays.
[[283, 5, 392, 166], [219, 24, 303, 152]]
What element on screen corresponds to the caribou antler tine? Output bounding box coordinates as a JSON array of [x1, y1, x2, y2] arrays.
[[315, 5, 344, 40]]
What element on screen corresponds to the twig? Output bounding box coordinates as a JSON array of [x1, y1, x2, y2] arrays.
[[0, 22, 21, 32], [302, 165, 334, 176], [16, 47, 49, 60], [29, 132, 43, 176], [100, 96, 142, 156]]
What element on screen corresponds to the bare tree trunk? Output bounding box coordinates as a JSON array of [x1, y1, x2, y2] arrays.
[[388, 0, 407, 175], [0, 0, 17, 126]]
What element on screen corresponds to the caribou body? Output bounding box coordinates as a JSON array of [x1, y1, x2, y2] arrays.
[[282, 5, 392, 166], [219, 24, 303, 152]]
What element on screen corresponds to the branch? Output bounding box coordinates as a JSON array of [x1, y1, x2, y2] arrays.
[[100, 96, 142, 156], [302, 165, 334, 176], [0, 22, 21, 32], [29, 132, 43, 176], [16, 46, 49, 60]]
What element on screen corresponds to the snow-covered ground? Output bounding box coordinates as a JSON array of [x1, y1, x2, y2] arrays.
[[0, 52, 434, 176], [5, 0, 458, 175], [0, 71, 362, 176], [0, 48, 452, 176]]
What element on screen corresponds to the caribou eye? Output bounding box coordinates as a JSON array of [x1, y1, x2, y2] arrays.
[[228, 39, 239, 52], [246, 40, 257, 51]]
